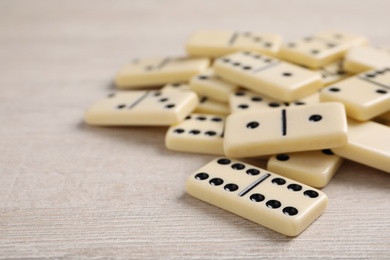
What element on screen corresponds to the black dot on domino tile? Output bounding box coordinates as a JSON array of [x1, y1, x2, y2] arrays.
[[251, 97, 263, 102], [272, 178, 286, 185], [282, 72, 292, 77], [328, 87, 340, 92], [185, 115, 191, 120], [198, 75, 209, 80], [173, 128, 185, 134], [108, 93, 115, 98], [117, 104, 126, 109], [269, 102, 280, 107], [195, 172, 209, 180], [217, 158, 231, 165], [171, 83, 182, 87], [205, 131, 216, 136], [311, 49, 320, 55], [211, 117, 222, 122], [209, 178, 224, 186], [189, 130, 201, 135], [233, 62, 241, 66], [231, 163, 245, 170], [235, 91, 245, 96], [365, 73, 376, 78], [264, 42, 272, 48], [243, 51, 251, 55], [224, 183, 239, 192], [154, 91, 161, 96], [253, 55, 262, 59], [238, 104, 249, 109], [159, 98, 168, 102], [294, 101, 305, 105], [246, 168, 260, 176], [309, 114, 322, 122], [327, 43, 336, 48], [196, 116, 207, 121], [264, 58, 273, 63], [254, 37, 262, 42], [222, 58, 230, 63], [250, 193, 265, 202], [376, 89, 387, 94], [288, 184, 302, 192], [337, 70, 346, 75], [242, 66, 252, 70], [283, 206, 298, 216], [322, 149, 334, 155], [145, 65, 154, 70], [266, 200, 281, 209], [276, 154, 290, 161], [247, 121, 259, 129], [304, 190, 319, 198], [287, 42, 296, 48], [165, 104, 175, 109]]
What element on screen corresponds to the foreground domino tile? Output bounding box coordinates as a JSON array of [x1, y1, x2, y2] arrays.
[[332, 120, 390, 174], [344, 46, 390, 73], [213, 51, 322, 102], [186, 30, 282, 58], [279, 30, 367, 69], [317, 60, 351, 86], [267, 149, 344, 188], [229, 89, 287, 113], [186, 158, 328, 236], [165, 114, 225, 155], [84, 90, 198, 126], [223, 102, 348, 158], [115, 57, 210, 88], [320, 68, 390, 121], [194, 96, 230, 115], [189, 69, 238, 103]]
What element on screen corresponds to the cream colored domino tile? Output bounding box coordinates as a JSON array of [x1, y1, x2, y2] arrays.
[[223, 102, 348, 158], [344, 46, 390, 74], [320, 68, 390, 121], [229, 89, 287, 113], [186, 158, 328, 237], [115, 57, 210, 88], [189, 68, 238, 103], [195, 96, 230, 116], [317, 60, 351, 86], [186, 30, 282, 58], [84, 89, 198, 126], [213, 51, 322, 102], [165, 113, 225, 155], [279, 30, 367, 69], [332, 120, 390, 173], [267, 149, 344, 188]]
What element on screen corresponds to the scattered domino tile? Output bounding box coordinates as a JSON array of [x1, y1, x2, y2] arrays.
[[229, 89, 287, 113], [320, 68, 390, 121], [213, 51, 322, 102], [279, 30, 367, 69], [223, 102, 348, 158], [317, 60, 351, 86], [189, 68, 238, 103], [84, 90, 198, 126], [344, 46, 390, 73], [115, 57, 210, 88], [267, 149, 344, 188], [332, 120, 390, 174], [194, 96, 230, 115], [186, 158, 328, 236], [165, 113, 225, 155], [186, 30, 282, 58]]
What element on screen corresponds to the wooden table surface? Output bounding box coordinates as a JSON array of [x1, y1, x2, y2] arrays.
[[1, 0, 390, 258]]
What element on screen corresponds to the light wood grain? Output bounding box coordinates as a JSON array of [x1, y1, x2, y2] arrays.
[[1, 0, 390, 258]]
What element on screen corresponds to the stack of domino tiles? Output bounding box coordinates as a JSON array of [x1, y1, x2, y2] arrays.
[[84, 30, 390, 236]]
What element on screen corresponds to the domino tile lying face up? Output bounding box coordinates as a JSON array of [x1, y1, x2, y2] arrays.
[[320, 68, 390, 121], [343, 46, 390, 74], [186, 158, 328, 236], [186, 30, 282, 58], [223, 102, 348, 158], [115, 57, 210, 88], [332, 120, 390, 174], [279, 30, 367, 69], [84, 90, 198, 126], [189, 68, 238, 103], [267, 149, 344, 188], [213, 51, 322, 102], [165, 113, 225, 155]]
